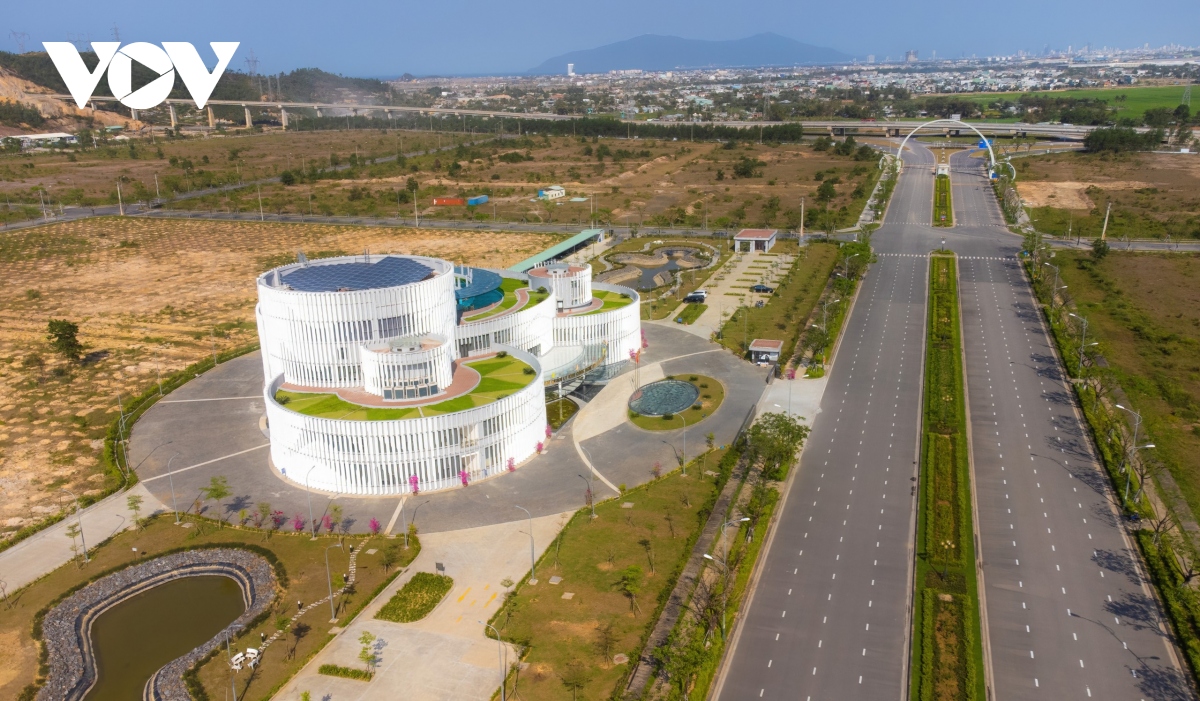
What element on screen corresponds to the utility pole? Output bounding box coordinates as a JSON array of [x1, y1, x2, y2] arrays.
[[1099, 201, 1112, 241]]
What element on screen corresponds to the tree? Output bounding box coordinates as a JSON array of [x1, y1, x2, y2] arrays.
[[65, 522, 82, 564], [200, 476, 232, 525], [617, 565, 643, 614], [405, 176, 419, 194], [47, 319, 83, 361], [559, 659, 591, 700], [126, 493, 144, 530], [658, 628, 707, 695], [1091, 237, 1110, 261], [330, 504, 344, 535], [747, 412, 811, 480], [594, 619, 618, 661], [358, 631, 377, 675], [380, 545, 398, 573], [815, 180, 837, 202], [255, 501, 272, 529]]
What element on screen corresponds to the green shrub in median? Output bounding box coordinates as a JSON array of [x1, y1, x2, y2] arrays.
[[318, 664, 371, 681], [375, 572, 453, 622], [910, 255, 984, 701]]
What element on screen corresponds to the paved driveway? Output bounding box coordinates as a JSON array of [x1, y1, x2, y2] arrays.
[[129, 324, 766, 535]]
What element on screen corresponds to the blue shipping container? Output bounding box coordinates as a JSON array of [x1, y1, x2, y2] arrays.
[[467, 195, 489, 206]]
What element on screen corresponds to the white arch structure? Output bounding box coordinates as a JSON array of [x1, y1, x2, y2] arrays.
[[892, 119, 998, 176]]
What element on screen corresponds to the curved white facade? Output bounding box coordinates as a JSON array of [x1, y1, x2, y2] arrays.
[[359, 334, 454, 400], [256, 252, 639, 496], [529, 263, 592, 310], [553, 282, 642, 366], [266, 346, 547, 495], [256, 255, 456, 389]]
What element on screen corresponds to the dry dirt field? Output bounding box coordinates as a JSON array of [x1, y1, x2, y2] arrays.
[[0, 218, 561, 541], [163, 135, 882, 231], [0, 128, 472, 206], [1015, 151, 1200, 239]]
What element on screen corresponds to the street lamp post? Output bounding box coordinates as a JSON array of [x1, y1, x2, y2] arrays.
[[61, 487, 88, 564], [410, 499, 431, 534], [325, 542, 343, 622], [577, 474, 594, 519], [1043, 262, 1060, 307], [822, 297, 841, 331], [1115, 404, 1154, 504], [480, 621, 507, 701], [515, 505, 536, 582], [941, 539, 955, 579], [702, 552, 729, 636], [1068, 313, 1089, 374], [166, 452, 182, 524], [680, 413, 689, 476]]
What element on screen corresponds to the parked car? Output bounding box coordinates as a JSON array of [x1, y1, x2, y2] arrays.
[[684, 289, 708, 303], [751, 284, 774, 293]]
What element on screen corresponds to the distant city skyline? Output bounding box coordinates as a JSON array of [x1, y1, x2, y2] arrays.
[[4, 0, 1198, 78]]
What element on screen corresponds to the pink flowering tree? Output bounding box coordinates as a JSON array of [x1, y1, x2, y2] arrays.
[[787, 368, 796, 380], [641, 329, 648, 349], [368, 517, 381, 535], [507, 457, 516, 472], [321, 514, 333, 533], [459, 470, 470, 486], [536, 441, 544, 454], [409, 474, 420, 495], [292, 514, 305, 532], [651, 460, 662, 479], [270, 510, 286, 530], [545, 423, 553, 438]]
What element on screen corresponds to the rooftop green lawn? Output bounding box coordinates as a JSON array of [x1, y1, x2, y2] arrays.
[[275, 354, 536, 420], [582, 289, 635, 315]]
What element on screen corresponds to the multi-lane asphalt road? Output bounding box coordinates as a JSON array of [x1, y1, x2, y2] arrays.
[[950, 148, 1192, 700], [716, 143, 1191, 700]]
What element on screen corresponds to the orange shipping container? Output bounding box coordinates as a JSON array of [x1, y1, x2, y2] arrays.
[[432, 197, 465, 206]]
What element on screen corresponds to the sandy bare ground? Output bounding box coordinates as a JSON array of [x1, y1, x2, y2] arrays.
[[0, 218, 561, 539], [1016, 179, 1154, 209]]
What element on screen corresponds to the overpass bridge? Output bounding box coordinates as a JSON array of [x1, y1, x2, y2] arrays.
[[56, 94, 1129, 141]]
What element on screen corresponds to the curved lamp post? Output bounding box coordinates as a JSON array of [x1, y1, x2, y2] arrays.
[[479, 620, 507, 701], [515, 505, 535, 582]]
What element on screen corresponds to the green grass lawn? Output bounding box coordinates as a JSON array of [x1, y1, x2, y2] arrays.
[[375, 572, 454, 622], [275, 354, 536, 420], [546, 398, 579, 430], [0, 514, 420, 701], [462, 278, 541, 321], [674, 303, 707, 325], [490, 455, 726, 701], [628, 375, 724, 432], [583, 289, 636, 315], [957, 85, 1191, 122]]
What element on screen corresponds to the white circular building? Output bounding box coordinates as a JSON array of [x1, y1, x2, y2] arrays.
[[257, 252, 640, 495]]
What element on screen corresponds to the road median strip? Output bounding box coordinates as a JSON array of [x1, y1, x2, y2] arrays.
[[909, 253, 985, 701]]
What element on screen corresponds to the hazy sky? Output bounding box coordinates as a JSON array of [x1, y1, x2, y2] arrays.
[[5, 0, 1196, 77]]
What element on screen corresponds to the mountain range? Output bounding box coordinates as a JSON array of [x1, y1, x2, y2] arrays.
[[528, 33, 851, 76]]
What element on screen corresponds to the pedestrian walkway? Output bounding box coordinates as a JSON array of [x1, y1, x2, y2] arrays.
[[685, 250, 772, 338], [274, 513, 569, 701], [0, 482, 167, 592]]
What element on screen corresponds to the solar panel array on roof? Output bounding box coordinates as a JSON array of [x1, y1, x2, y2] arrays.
[[278, 256, 435, 292]]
